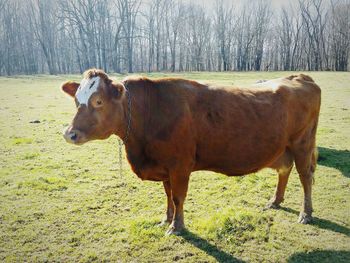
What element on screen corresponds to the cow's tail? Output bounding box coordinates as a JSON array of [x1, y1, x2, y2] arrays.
[[286, 74, 315, 83]]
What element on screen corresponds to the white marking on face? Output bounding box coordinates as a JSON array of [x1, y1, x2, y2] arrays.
[[76, 76, 100, 105]]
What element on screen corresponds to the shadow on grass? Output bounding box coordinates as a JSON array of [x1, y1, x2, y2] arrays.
[[181, 229, 245, 263], [318, 147, 350, 177], [288, 250, 350, 263], [280, 207, 350, 237]]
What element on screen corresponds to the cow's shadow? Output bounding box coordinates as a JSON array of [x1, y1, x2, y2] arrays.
[[317, 147, 350, 177], [288, 250, 350, 263], [280, 207, 350, 237], [181, 230, 245, 263]]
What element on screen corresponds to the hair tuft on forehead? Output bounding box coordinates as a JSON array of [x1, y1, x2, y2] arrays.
[[83, 68, 111, 83]]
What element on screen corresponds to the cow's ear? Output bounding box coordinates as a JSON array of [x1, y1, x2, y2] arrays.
[[61, 81, 80, 97], [110, 82, 126, 102]]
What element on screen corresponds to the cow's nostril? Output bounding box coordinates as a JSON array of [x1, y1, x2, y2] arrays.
[[70, 132, 77, 141]]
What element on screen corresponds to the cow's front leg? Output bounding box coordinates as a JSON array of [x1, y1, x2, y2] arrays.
[[265, 150, 294, 210], [166, 172, 190, 235], [265, 165, 292, 209], [159, 180, 174, 226]]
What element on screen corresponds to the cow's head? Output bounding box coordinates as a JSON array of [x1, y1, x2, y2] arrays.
[[61, 69, 126, 145]]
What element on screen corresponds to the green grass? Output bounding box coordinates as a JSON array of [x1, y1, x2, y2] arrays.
[[0, 71, 349, 262]]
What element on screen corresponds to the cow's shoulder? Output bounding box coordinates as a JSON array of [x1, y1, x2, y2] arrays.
[[122, 75, 154, 89]]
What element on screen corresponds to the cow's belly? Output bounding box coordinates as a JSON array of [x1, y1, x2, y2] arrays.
[[194, 147, 285, 175], [193, 126, 287, 175]]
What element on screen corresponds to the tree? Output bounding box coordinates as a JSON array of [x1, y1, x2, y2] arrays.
[[299, 0, 328, 70], [0, 0, 349, 75], [213, 0, 234, 71], [329, 0, 350, 71], [117, 0, 141, 73], [29, 0, 58, 74]]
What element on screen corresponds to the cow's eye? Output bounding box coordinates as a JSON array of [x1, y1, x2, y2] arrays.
[[91, 96, 103, 108]]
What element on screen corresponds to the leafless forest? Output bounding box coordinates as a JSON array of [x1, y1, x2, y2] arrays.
[[0, 0, 349, 75]]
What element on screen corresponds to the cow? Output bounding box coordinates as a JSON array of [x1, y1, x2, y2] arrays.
[[61, 69, 321, 235]]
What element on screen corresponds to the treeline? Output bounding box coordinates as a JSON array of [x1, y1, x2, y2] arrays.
[[0, 0, 349, 75]]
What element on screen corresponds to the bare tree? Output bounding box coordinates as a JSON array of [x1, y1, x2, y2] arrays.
[[236, 2, 255, 71], [29, 0, 58, 74], [1, 0, 22, 75], [278, 4, 303, 70], [0, 0, 349, 75], [329, 0, 350, 71], [214, 0, 235, 71], [117, 0, 141, 73], [252, 0, 271, 71], [165, 0, 185, 72], [299, 0, 328, 70]]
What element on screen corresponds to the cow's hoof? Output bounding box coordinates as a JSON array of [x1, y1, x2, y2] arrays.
[[298, 213, 313, 224], [158, 218, 172, 227], [165, 225, 184, 236], [264, 202, 281, 210]]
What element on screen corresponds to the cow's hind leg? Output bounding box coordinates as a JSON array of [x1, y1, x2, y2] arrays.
[[159, 181, 174, 226], [292, 131, 317, 224], [294, 151, 316, 224], [266, 149, 294, 209]]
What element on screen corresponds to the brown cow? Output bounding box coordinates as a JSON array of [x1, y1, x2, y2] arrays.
[[61, 69, 321, 235]]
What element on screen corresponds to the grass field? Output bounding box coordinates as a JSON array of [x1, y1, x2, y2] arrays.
[[0, 71, 349, 262]]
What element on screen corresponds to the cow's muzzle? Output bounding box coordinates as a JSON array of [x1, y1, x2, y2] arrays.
[[63, 127, 84, 145]]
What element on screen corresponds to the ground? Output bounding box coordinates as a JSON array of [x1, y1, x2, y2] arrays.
[[0, 71, 349, 262]]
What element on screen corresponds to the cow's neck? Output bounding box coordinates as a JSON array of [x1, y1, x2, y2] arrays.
[[117, 83, 147, 154], [116, 83, 149, 169]]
